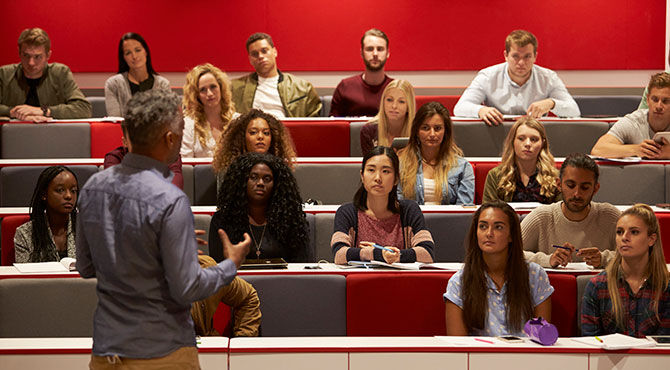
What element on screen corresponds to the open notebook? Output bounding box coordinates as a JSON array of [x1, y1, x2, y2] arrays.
[[13, 258, 76, 273], [572, 333, 655, 350]]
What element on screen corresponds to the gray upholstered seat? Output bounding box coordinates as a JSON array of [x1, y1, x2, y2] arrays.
[[294, 163, 360, 205], [320, 95, 333, 117], [0, 278, 98, 337], [0, 165, 99, 207], [574, 95, 641, 118], [193, 164, 217, 206], [595, 164, 666, 205], [543, 121, 610, 157], [1, 123, 91, 158], [452, 121, 512, 157], [424, 213, 473, 262], [349, 121, 366, 157], [87, 96, 107, 118], [182, 164, 195, 205], [314, 213, 336, 262], [576, 274, 594, 335], [242, 274, 346, 336], [194, 213, 212, 255]]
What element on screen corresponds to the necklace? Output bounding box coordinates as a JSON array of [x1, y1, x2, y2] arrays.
[[422, 158, 438, 167], [249, 224, 267, 260]]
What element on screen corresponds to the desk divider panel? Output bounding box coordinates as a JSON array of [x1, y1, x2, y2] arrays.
[[193, 164, 217, 206], [1, 123, 91, 159], [314, 213, 336, 262], [595, 164, 666, 205], [575, 275, 593, 336], [294, 163, 360, 205], [543, 121, 609, 157], [349, 121, 366, 157], [453, 122, 512, 157], [573, 96, 641, 118], [424, 213, 471, 262]]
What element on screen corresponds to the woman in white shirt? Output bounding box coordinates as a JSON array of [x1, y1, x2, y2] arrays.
[[181, 63, 238, 157]]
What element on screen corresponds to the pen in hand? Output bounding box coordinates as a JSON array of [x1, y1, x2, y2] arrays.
[[552, 244, 579, 252], [372, 243, 397, 254]]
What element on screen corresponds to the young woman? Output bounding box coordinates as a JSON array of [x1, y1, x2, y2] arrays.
[[208, 152, 310, 263], [104, 32, 170, 116], [444, 200, 553, 336], [482, 116, 561, 203], [181, 63, 237, 157], [359, 80, 416, 155], [581, 204, 670, 337], [398, 101, 474, 205], [331, 146, 435, 265], [14, 166, 79, 263]]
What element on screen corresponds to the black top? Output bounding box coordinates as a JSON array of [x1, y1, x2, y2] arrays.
[[512, 172, 555, 204], [129, 74, 155, 95], [25, 77, 41, 106]]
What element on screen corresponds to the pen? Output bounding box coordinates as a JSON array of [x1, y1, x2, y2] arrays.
[[552, 245, 579, 252], [475, 338, 494, 344], [373, 243, 396, 254], [594, 336, 603, 343]]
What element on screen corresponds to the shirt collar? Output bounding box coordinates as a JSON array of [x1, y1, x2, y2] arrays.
[[121, 152, 173, 182], [504, 64, 534, 88]]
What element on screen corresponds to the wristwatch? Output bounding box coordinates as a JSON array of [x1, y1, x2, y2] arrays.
[[41, 106, 50, 117]]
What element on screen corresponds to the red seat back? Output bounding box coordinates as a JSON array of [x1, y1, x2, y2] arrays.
[[1, 215, 31, 265], [547, 273, 577, 337], [90, 122, 123, 158], [473, 162, 500, 204], [346, 272, 453, 336], [283, 121, 350, 157], [656, 213, 670, 263], [415, 95, 460, 114]]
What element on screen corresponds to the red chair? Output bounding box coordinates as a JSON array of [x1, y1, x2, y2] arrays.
[[283, 121, 350, 157], [472, 162, 500, 204], [346, 272, 453, 336], [547, 273, 577, 337], [90, 122, 123, 158], [415, 95, 460, 114], [656, 213, 670, 263], [1, 215, 30, 265]]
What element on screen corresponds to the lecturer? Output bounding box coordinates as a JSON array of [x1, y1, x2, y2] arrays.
[[76, 89, 250, 369]]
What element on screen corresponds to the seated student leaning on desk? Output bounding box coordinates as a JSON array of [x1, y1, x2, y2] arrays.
[[444, 201, 554, 336]]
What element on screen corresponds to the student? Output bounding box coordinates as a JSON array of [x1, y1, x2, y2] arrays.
[[14, 166, 78, 262], [104, 32, 170, 116], [397, 101, 474, 205], [359, 79, 415, 155], [444, 200, 553, 336], [482, 116, 560, 203], [209, 152, 310, 263], [181, 63, 238, 157], [331, 146, 435, 264], [581, 204, 670, 337]]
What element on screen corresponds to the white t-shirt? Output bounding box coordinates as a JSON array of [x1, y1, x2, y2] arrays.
[[253, 75, 286, 118], [607, 109, 658, 144], [423, 178, 440, 205]]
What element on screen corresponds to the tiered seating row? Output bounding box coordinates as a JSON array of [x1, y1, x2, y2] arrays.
[[0, 119, 619, 159]]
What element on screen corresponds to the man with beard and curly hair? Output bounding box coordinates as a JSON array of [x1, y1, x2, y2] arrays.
[[330, 28, 393, 117], [209, 152, 312, 263], [521, 153, 620, 269]]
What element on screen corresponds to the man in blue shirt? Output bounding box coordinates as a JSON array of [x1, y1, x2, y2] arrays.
[[76, 89, 250, 368]]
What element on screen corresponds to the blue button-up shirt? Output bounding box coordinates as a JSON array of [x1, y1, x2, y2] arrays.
[[76, 153, 236, 358]]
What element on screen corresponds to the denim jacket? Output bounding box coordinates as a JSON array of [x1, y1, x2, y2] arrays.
[[398, 153, 474, 205]]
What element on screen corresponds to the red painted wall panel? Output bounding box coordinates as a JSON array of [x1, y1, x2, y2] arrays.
[[0, 0, 665, 72]]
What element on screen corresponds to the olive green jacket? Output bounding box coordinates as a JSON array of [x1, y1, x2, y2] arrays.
[[231, 71, 322, 117], [0, 62, 91, 119]]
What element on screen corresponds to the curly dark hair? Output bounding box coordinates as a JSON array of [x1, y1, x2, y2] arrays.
[[216, 152, 308, 260], [212, 109, 296, 173], [29, 166, 79, 262]]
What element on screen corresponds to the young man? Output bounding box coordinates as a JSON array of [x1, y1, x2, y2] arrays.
[[591, 72, 670, 159], [329, 28, 393, 117], [231, 32, 321, 118], [453, 30, 579, 125], [521, 153, 620, 268], [0, 28, 91, 121], [76, 89, 251, 368]]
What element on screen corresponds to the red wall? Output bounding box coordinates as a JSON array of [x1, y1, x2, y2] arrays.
[[0, 0, 665, 72]]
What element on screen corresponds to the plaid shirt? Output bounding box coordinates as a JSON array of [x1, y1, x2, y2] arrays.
[[581, 271, 670, 337]]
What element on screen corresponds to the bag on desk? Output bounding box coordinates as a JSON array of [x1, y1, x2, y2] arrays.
[[524, 317, 558, 346]]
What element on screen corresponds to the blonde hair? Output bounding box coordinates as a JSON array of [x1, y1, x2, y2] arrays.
[[182, 63, 235, 151], [497, 116, 559, 199], [606, 204, 669, 330], [398, 101, 462, 203], [375, 80, 415, 147], [505, 29, 537, 54]]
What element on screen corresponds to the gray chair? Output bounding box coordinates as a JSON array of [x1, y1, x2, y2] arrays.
[[314, 213, 336, 262], [595, 164, 666, 205], [243, 274, 346, 336], [1, 123, 91, 158], [574, 95, 641, 118], [452, 121, 513, 157], [320, 95, 333, 117], [0, 165, 99, 207], [294, 163, 360, 205], [349, 121, 366, 157], [87, 96, 107, 118], [543, 121, 610, 157], [182, 164, 195, 205], [194, 213, 212, 255], [0, 278, 98, 337], [305, 213, 317, 262], [424, 213, 473, 262], [576, 274, 594, 335], [193, 164, 217, 206]]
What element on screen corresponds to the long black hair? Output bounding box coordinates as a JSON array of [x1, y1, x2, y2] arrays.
[[28, 166, 79, 262], [354, 146, 400, 213], [217, 153, 308, 257], [117, 32, 157, 75]]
